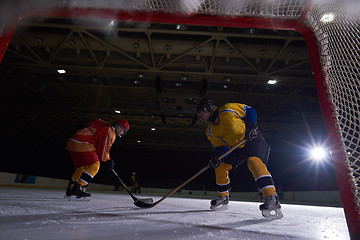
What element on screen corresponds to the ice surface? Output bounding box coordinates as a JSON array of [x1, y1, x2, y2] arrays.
[[0, 187, 350, 240]]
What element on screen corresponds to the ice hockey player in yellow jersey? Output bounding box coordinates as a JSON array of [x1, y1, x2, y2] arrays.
[[197, 98, 282, 217]]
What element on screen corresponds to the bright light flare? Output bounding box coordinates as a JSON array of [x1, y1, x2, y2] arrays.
[[320, 12, 335, 23], [267, 79, 277, 85], [109, 20, 115, 27], [310, 147, 327, 161]]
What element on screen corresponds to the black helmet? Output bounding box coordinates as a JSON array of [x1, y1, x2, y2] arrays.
[[197, 98, 214, 113]]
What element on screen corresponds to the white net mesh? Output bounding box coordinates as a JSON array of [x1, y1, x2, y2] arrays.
[[307, 1, 360, 213], [55, 0, 306, 17], [0, 0, 306, 35]]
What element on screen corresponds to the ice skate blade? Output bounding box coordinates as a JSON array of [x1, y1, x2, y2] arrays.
[[261, 209, 283, 218], [210, 204, 228, 211], [68, 196, 91, 201]]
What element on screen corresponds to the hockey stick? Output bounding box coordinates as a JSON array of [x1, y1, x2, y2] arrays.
[[111, 169, 153, 204], [134, 138, 246, 208]]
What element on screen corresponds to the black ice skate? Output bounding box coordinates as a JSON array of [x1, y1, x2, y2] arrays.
[[68, 183, 91, 201], [64, 179, 76, 199], [210, 195, 229, 210], [260, 194, 283, 218]]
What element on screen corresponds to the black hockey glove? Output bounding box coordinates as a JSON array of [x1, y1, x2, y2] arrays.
[[209, 155, 222, 169], [245, 122, 259, 142], [102, 160, 114, 172]]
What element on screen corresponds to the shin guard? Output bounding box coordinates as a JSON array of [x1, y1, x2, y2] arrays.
[[247, 157, 276, 197]]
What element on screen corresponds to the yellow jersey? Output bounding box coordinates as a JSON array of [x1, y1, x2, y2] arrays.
[[206, 103, 253, 148]]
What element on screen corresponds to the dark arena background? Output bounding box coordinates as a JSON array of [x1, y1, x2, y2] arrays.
[[0, 0, 359, 238]]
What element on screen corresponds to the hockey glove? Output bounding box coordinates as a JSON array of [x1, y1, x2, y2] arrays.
[[209, 155, 222, 169], [102, 159, 114, 172], [245, 122, 259, 142]]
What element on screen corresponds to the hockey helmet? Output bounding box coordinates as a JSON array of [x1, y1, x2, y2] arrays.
[[117, 118, 130, 131], [196, 98, 215, 114]]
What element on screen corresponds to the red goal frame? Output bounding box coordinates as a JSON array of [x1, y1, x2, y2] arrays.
[[0, 4, 359, 238]]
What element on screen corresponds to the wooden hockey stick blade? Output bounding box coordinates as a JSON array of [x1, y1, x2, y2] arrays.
[[123, 185, 154, 204], [134, 198, 157, 208], [134, 164, 210, 208], [133, 139, 246, 209], [134, 197, 154, 205]]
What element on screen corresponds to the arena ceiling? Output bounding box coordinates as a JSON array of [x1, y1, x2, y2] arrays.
[[1, 16, 323, 151]]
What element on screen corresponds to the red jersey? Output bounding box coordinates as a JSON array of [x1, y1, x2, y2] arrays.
[[66, 119, 116, 162]]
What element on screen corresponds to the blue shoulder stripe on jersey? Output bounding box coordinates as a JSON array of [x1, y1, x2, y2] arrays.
[[218, 109, 241, 117], [244, 105, 257, 124], [207, 125, 212, 137]]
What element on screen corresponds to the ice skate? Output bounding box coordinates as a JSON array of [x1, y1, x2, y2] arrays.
[[68, 183, 91, 201], [210, 195, 229, 210], [260, 194, 283, 218], [64, 180, 76, 199]]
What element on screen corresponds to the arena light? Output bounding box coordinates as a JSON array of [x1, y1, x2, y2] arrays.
[[320, 12, 335, 23], [137, 72, 144, 78], [310, 146, 328, 162], [267, 79, 277, 85], [114, 110, 121, 114], [57, 69, 66, 74], [109, 20, 116, 27]]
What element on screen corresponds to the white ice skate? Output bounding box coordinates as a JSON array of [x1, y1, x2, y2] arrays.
[[260, 194, 283, 218], [210, 195, 229, 210]]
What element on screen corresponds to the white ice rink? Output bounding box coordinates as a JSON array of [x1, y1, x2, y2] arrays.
[[0, 187, 350, 240]]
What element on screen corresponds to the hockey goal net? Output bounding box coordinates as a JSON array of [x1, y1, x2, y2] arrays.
[[0, 0, 359, 238]]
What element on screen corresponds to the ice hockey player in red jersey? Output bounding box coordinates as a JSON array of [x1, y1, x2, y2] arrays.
[[197, 99, 282, 217], [65, 118, 130, 200]]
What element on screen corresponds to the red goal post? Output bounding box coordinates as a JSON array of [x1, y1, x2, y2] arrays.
[[0, 0, 359, 238]]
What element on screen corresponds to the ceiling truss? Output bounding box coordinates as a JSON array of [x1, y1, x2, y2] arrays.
[[0, 16, 321, 150]]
